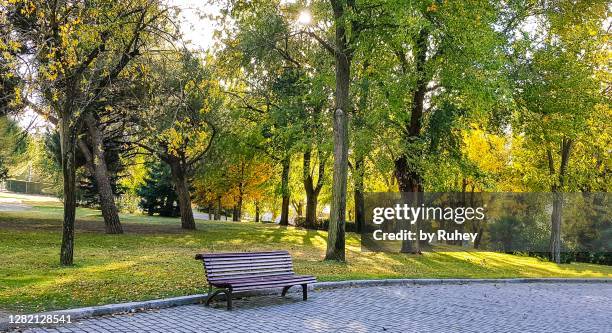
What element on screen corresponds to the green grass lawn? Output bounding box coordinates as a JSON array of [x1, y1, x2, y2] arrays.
[[1, 200, 611, 314]]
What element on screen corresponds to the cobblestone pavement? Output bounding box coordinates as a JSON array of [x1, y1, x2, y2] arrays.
[[14, 283, 612, 333]]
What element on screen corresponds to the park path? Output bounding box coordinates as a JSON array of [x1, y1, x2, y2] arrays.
[[13, 283, 612, 333], [0, 192, 59, 212], [0, 196, 31, 212]]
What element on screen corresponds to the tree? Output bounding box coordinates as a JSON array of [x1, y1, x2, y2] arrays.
[[137, 160, 180, 217], [0, 117, 27, 180], [135, 50, 219, 230], [513, 1, 607, 263], [302, 147, 328, 228], [353, 0, 512, 252], [74, 81, 144, 234], [219, 1, 313, 226], [4, 0, 173, 264]]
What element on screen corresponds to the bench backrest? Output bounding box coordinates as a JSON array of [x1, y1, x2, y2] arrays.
[[195, 251, 295, 283]]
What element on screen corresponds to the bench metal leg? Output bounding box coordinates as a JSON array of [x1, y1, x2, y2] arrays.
[[302, 284, 307, 300], [226, 289, 233, 310], [205, 288, 233, 310], [205, 290, 225, 307], [281, 285, 308, 300]]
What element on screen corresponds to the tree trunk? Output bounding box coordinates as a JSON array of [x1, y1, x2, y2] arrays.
[[215, 195, 221, 220], [255, 201, 260, 222], [168, 160, 196, 230], [82, 112, 123, 234], [548, 139, 572, 264], [474, 228, 484, 249], [304, 149, 326, 229], [279, 157, 290, 226], [207, 203, 213, 220], [354, 157, 365, 233], [326, 103, 349, 260], [234, 196, 242, 222], [326, 4, 351, 261], [305, 192, 318, 229], [59, 118, 77, 266], [550, 192, 563, 263], [163, 194, 175, 216]]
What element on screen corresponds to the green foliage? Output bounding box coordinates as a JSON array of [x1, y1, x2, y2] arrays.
[[136, 50, 219, 167], [0, 116, 26, 180], [512, 0, 609, 192], [136, 161, 179, 217]]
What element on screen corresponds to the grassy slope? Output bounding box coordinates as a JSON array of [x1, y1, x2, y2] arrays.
[[0, 201, 610, 313]]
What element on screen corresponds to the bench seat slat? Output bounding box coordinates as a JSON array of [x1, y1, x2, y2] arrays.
[[233, 281, 316, 292], [208, 271, 297, 282], [212, 275, 316, 289], [206, 268, 293, 280], [209, 273, 295, 282], [232, 280, 317, 292]]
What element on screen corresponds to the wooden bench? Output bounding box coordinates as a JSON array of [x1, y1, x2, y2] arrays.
[[194, 250, 317, 310]]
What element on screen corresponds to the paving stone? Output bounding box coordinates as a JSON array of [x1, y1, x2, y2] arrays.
[[10, 283, 612, 333]]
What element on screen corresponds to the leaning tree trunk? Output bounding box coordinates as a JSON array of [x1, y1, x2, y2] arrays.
[[279, 157, 291, 226], [295, 200, 304, 217], [81, 112, 123, 234], [168, 161, 196, 230], [59, 117, 77, 266]]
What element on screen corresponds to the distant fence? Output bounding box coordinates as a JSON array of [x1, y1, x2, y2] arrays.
[[1, 179, 54, 195]]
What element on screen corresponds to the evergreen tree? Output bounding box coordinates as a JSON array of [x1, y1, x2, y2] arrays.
[[137, 161, 180, 217]]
